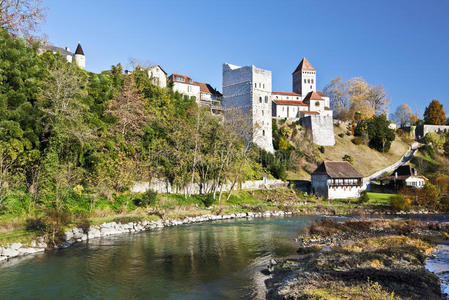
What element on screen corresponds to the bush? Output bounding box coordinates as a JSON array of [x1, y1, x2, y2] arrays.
[[419, 144, 435, 156], [358, 191, 369, 203], [112, 215, 144, 224], [390, 194, 411, 211], [77, 218, 91, 234], [342, 154, 353, 164], [134, 189, 158, 207], [25, 217, 47, 232], [202, 193, 215, 207], [352, 137, 363, 145], [318, 146, 325, 153]]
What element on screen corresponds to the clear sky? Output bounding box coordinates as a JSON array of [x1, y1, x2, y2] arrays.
[[41, 0, 449, 115]]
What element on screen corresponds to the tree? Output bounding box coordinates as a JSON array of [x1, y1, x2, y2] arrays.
[[443, 139, 449, 158], [106, 75, 150, 144], [393, 103, 413, 127], [324, 76, 390, 120], [424, 100, 446, 125], [355, 115, 395, 152], [0, 0, 45, 38]]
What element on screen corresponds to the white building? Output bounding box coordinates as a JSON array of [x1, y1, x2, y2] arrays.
[[146, 65, 167, 88], [222, 63, 274, 153], [380, 165, 427, 188], [168, 73, 222, 105], [39, 42, 86, 69], [311, 161, 364, 199], [271, 58, 335, 146]]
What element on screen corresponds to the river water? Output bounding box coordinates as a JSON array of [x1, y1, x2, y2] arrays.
[[0, 215, 447, 300], [0, 216, 320, 300]]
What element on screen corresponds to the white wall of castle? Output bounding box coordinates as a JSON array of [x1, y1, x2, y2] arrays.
[[293, 70, 316, 95], [273, 104, 308, 119], [223, 63, 274, 153], [74, 54, 85, 70]]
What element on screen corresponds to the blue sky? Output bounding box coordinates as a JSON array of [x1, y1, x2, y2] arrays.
[[41, 0, 449, 115]]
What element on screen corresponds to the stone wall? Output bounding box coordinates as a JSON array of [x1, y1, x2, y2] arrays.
[[131, 178, 287, 194], [416, 125, 449, 139], [301, 115, 335, 146]]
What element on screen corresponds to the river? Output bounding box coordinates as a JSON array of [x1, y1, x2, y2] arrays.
[[0, 215, 447, 300]]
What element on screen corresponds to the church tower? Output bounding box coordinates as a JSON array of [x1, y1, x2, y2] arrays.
[[74, 42, 85, 70], [292, 58, 316, 96]]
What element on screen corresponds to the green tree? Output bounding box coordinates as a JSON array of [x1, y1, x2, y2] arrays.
[[355, 115, 395, 152], [424, 100, 446, 125]]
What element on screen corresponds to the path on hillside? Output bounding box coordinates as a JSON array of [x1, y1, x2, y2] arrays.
[[363, 142, 421, 187]]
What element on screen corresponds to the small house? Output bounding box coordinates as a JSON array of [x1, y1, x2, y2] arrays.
[[380, 165, 426, 189], [311, 161, 364, 199]]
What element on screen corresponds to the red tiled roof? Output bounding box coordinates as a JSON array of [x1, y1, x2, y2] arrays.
[[195, 82, 222, 96], [325, 107, 332, 110], [303, 91, 323, 102], [169, 73, 195, 84], [301, 110, 320, 115], [293, 57, 315, 74], [272, 91, 301, 96], [273, 100, 308, 106], [317, 91, 328, 97]]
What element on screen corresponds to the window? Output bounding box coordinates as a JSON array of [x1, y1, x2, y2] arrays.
[[263, 84, 265, 89], [262, 130, 265, 136], [307, 79, 310, 84], [265, 96, 268, 103], [259, 83, 261, 88], [304, 79, 306, 83], [259, 97, 262, 103], [315, 101, 320, 106], [311, 79, 314, 83], [287, 97, 289, 100], [276, 96, 278, 99], [262, 110, 264, 116], [255, 83, 257, 88]]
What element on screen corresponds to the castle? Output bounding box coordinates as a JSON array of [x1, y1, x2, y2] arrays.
[[222, 58, 335, 153], [39, 42, 86, 69]]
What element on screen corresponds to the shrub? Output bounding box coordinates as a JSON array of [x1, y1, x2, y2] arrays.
[[202, 193, 215, 207], [352, 137, 363, 145], [318, 146, 325, 153], [342, 154, 353, 164], [444, 139, 449, 158], [416, 183, 440, 209], [390, 194, 411, 211], [134, 189, 158, 207], [45, 209, 72, 247], [77, 218, 91, 234], [439, 195, 449, 212], [419, 144, 435, 156], [25, 217, 47, 232], [358, 191, 369, 203]]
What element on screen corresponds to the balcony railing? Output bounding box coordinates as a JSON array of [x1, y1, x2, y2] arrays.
[[327, 179, 363, 187]]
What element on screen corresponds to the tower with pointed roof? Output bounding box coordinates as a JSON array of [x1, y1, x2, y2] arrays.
[[292, 58, 316, 96], [74, 42, 85, 70]]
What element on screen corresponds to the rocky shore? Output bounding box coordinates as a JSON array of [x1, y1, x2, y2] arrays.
[[0, 210, 293, 263], [264, 218, 449, 300]]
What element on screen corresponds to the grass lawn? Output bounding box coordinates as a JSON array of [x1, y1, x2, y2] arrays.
[[367, 192, 393, 206]]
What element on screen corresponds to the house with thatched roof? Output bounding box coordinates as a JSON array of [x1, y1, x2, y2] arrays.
[[311, 161, 364, 199]]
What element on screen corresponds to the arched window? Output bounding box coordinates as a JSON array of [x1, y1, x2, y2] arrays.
[[259, 97, 262, 103], [262, 110, 264, 116], [255, 83, 257, 88], [304, 79, 306, 83], [262, 130, 265, 136], [311, 79, 314, 83], [265, 96, 268, 103]]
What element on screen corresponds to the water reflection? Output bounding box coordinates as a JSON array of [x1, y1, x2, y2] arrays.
[[0, 216, 317, 300]]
